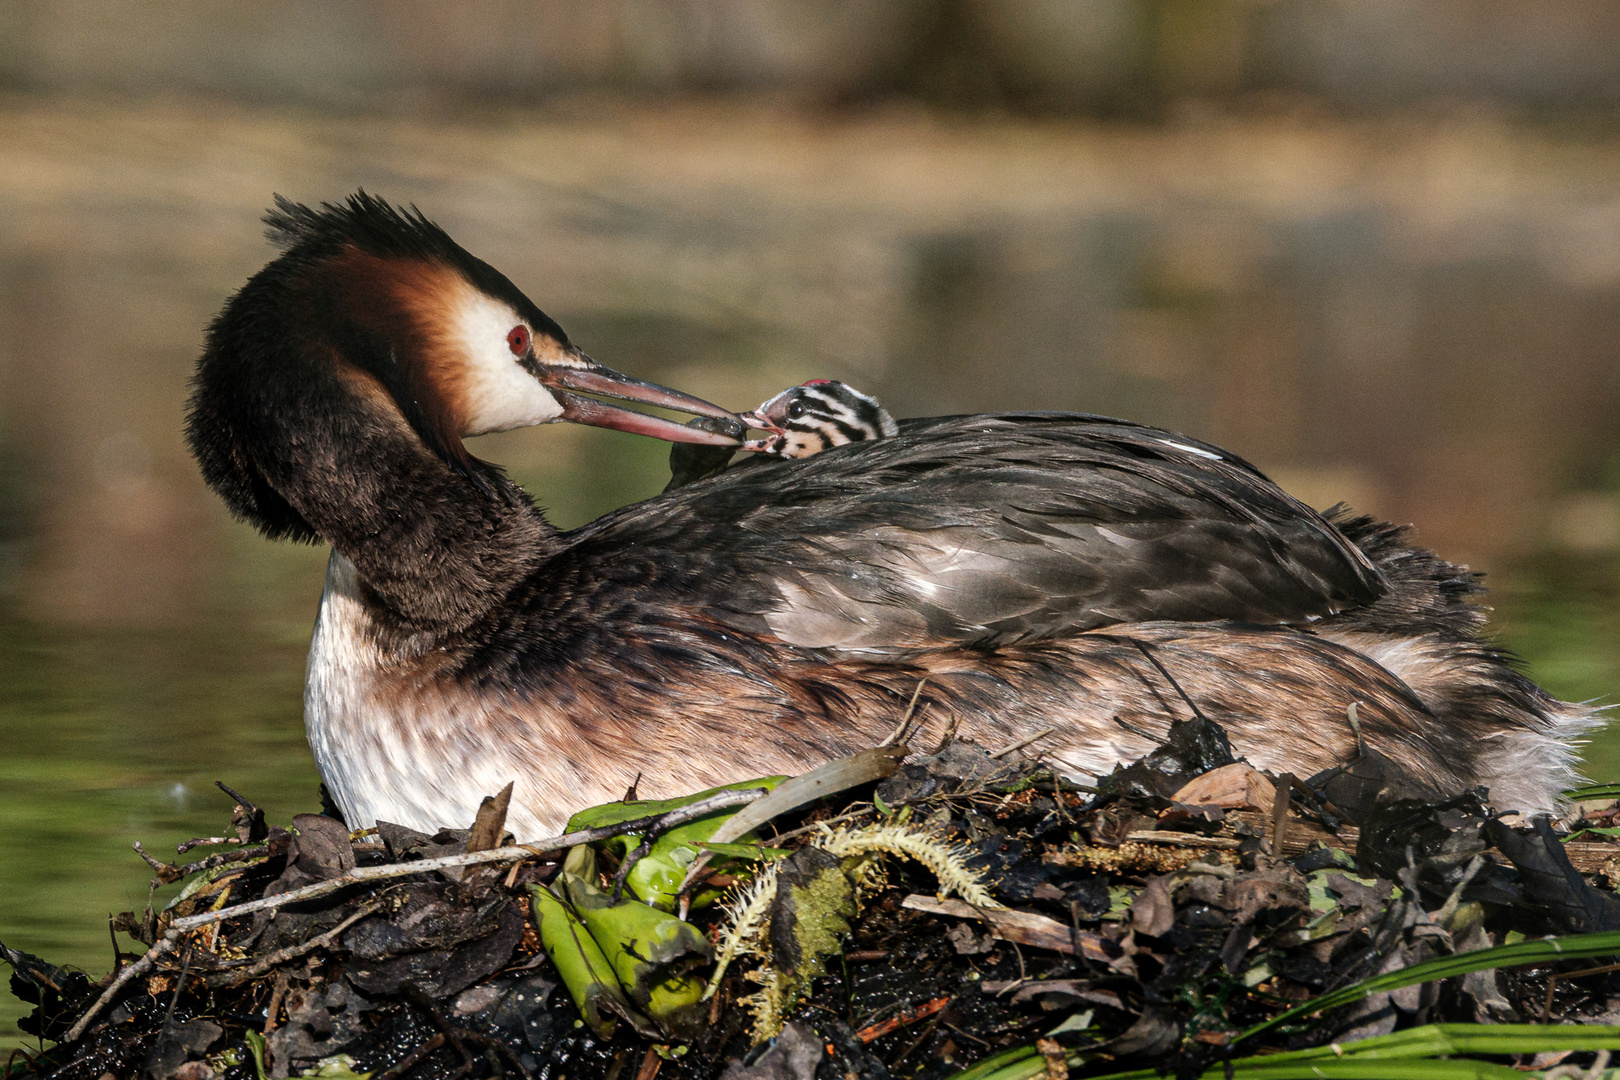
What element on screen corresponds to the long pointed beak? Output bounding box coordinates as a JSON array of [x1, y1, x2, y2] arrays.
[[538, 360, 743, 446]]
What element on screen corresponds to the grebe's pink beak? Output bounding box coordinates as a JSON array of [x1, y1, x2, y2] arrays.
[[538, 355, 743, 447]]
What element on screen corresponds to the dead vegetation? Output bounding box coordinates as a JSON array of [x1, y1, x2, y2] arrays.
[[8, 714, 1620, 1080]]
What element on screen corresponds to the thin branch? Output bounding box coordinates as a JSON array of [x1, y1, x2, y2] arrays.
[[1113, 716, 1159, 742], [137, 840, 268, 889], [133, 841, 187, 886], [167, 788, 767, 934], [990, 728, 1056, 759], [205, 904, 381, 988], [64, 929, 182, 1042], [877, 679, 930, 748], [377, 1032, 446, 1080], [215, 781, 259, 817], [1130, 638, 1209, 724], [925, 713, 959, 756], [610, 830, 658, 905]]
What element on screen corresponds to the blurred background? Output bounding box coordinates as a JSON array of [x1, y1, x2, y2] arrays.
[[5, 0, 1620, 1047]]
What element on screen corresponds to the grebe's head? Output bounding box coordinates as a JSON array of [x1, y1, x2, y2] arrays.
[[741, 379, 898, 458], [188, 192, 740, 539]]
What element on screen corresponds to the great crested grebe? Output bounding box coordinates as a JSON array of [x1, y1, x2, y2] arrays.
[[187, 193, 1596, 838]]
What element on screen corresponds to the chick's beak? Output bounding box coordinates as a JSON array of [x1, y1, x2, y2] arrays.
[[739, 409, 781, 432], [536, 353, 743, 447]]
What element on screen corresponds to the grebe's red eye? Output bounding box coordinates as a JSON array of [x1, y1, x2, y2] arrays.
[[507, 325, 531, 357]]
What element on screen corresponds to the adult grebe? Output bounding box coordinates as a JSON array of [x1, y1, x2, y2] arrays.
[[186, 193, 1596, 838]]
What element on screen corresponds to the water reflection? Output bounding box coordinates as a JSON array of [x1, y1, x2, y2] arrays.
[[2, 99, 1619, 1046]]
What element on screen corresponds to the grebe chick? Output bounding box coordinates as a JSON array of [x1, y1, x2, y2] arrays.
[[187, 193, 1597, 838], [743, 379, 898, 457], [665, 379, 895, 489]]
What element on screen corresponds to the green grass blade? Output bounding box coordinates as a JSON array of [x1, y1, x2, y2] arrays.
[[1218, 1062, 1525, 1079], [1225, 1023, 1620, 1068], [969, 1019, 1620, 1080], [942, 934, 1620, 1080], [1239, 931, 1620, 1042], [937, 1045, 1044, 1080], [1566, 784, 1620, 801]]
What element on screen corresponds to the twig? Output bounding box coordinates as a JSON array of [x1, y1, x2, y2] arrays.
[[890, 999, 950, 1068], [856, 996, 949, 1043], [1346, 701, 1366, 755], [377, 1032, 446, 1080], [133, 841, 187, 886], [926, 712, 960, 756], [1541, 961, 1620, 1024], [767, 809, 877, 845], [139, 841, 269, 890], [447, 1028, 536, 1080], [878, 679, 930, 748], [610, 830, 658, 905], [263, 971, 289, 1037], [181, 846, 269, 879], [205, 904, 381, 987], [408, 990, 478, 1075], [160, 942, 194, 1029], [215, 781, 259, 817], [990, 728, 1056, 759], [64, 929, 182, 1041], [176, 836, 241, 855], [1270, 774, 1294, 855], [166, 788, 767, 935], [1130, 639, 1210, 724], [107, 918, 130, 973], [1113, 717, 1159, 743]]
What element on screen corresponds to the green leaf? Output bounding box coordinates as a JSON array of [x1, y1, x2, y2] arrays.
[[1566, 783, 1620, 801], [937, 1044, 1044, 1080], [528, 882, 651, 1040], [1563, 826, 1620, 843], [565, 776, 787, 831], [243, 1030, 268, 1080], [559, 845, 714, 1041], [566, 776, 787, 911]]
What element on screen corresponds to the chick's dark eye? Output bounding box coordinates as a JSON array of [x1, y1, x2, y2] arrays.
[[507, 325, 531, 357], [786, 401, 807, 420]]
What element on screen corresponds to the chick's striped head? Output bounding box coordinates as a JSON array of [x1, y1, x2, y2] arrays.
[[743, 380, 898, 458]]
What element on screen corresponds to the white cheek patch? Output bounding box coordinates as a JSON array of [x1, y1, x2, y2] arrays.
[[449, 289, 566, 436]]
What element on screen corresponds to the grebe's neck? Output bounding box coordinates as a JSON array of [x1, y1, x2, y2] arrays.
[[188, 336, 558, 639], [291, 383, 557, 638]]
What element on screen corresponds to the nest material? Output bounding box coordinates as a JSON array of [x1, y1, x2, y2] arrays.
[[7, 731, 1620, 1080]]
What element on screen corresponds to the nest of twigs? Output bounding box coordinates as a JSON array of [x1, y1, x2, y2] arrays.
[[9, 714, 1620, 1080]]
